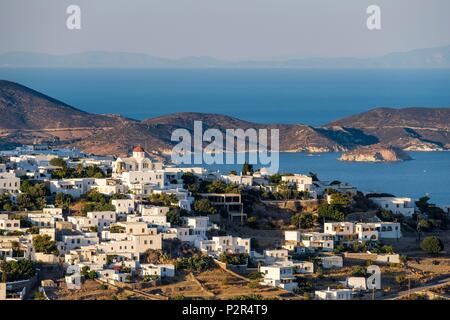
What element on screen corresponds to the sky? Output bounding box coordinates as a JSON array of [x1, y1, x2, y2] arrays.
[[1, 0, 450, 60]]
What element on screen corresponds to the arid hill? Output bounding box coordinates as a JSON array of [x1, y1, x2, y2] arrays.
[[339, 145, 413, 162], [0, 81, 449, 156], [325, 107, 450, 151], [0, 80, 121, 130]]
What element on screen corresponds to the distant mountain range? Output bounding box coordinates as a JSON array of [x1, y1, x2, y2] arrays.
[[2, 45, 450, 69], [0, 81, 449, 156]]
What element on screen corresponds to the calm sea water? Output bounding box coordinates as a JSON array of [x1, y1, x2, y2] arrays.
[[0, 68, 449, 205], [188, 152, 450, 206], [1, 68, 450, 125]]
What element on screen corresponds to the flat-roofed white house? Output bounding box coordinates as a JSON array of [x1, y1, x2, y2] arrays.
[[27, 213, 63, 228], [49, 178, 95, 198], [43, 207, 63, 215], [139, 205, 170, 216], [0, 165, 20, 195], [324, 222, 357, 244], [184, 216, 210, 240], [370, 197, 415, 217], [346, 277, 367, 290], [281, 174, 314, 192], [263, 249, 289, 264], [300, 232, 334, 251], [197, 236, 251, 257], [0, 214, 21, 231], [320, 255, 344, 269], [91, 178, 125, 196], [315, 288, 352, 300], [374, 222, 402, 239], [59, 233, 100, 254], [284, 230, 301, 243], [355, 224, 379, 241], [355, 222, 401, 240], [141, 264, 175, 278], [111, 199, 135, 214], [260, 263, 298, 292], [292, 260, 314, 274]]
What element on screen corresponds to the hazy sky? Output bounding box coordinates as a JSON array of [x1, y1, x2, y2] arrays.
[[1, 0, 450, 59]]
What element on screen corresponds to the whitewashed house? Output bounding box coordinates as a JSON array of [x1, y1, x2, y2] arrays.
[[315, 288, 352, 300], [111, 199, 135, 214], [370, 197, 415, 217], [0, 165, 20, 195], [260, 263, 298, 292], [141, 264, 175, 278]]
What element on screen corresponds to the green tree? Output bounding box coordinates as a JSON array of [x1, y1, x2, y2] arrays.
[[149, 193, 178, 206], [193, 199, 217, 215], [55, 193, 73, 209], [206, 180, 227, 193], [329, 192, 352, 209], [49, 158, 67, 168], [420, 236, 444, 255], [317, 204, 344, 222], [291, 213, 315, 229], [87, 270, 97, 279], [33, 235, 59, 255], [0, 259, 35, 282], [17, 193, 33, 210], [415, 196, 430, 214], [242, 162, 254, 175], [167, 209, 181, 226]]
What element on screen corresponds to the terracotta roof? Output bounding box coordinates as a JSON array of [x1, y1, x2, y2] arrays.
[[133, 145, 144, 152]]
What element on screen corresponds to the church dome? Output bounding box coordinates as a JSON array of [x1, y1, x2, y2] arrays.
[[133, 145, 144, 153]]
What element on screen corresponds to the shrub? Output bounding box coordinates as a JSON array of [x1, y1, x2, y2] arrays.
[[174, 254, 215, 272], [395, 275, 407, 285], [0, 259, 35, 282], [420, 236, 444, 255], [33, 235, 59, 255], [350, 266, 366, 277], [218, 253, 248, 266]]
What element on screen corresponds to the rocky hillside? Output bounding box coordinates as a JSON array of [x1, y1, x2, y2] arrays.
[[339, 145, 413, 162], [0, 81, 449, 156], [326, 107, 450, 151], [0, 80, 121, 130]]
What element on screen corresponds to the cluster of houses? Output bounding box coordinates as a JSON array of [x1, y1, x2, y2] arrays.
[[251, 220, 402, 297], [0, 144, 446, 300]]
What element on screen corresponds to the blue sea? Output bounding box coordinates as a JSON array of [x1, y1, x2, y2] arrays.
[[186, 152, 450, 206], [0, 68, 449, 205], [1, 68, 450, 125]]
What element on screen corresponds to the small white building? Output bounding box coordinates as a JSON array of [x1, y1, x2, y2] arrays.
[[300, 232, 334, 251], [0, 214, 21, 231], [281, 174, 314, 192], [355, 223, 379, 241], [65, 273, 82, 290], [370, 197, 415, 217], [315, 288, 352, 300], [263, 249, 289, 264], [141, 264, 175, 278], [197, 236, 251, 256], [0, 165, 20, 195], [260, 263, 298, 292], [346, 277, 367, 290], [320, 255, 344, 269], [111, 199, 135, 214], [49, 178, 95, 198]]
